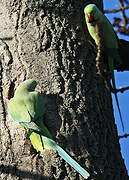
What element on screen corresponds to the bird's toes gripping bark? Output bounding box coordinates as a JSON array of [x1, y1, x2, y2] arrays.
[[35, 85, 42, 94]]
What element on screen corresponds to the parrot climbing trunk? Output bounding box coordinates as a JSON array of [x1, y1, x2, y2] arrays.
[[8, 79, 90, 179], [84, 4, 124, 131]]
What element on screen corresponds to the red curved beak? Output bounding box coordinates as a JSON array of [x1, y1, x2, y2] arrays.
[[88, 13, 93, 22]]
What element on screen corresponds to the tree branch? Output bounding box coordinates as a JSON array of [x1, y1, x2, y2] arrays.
[[104, 5, 129, 13], [113, 86, 129, 93], [118, 133, 129, 139]]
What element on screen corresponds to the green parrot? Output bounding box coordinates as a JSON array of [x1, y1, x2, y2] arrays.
[[8, 79, 90, 179], [84, 4, 124, 131]]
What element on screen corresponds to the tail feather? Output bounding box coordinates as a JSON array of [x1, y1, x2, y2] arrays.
[[114, 93, 124, 131], [108, 56, 124, 131], [56, 144, 90, 179], [28, 122, 90, 178], [43, 137, 90, 179]]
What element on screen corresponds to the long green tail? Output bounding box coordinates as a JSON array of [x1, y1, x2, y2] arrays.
[[108, 56, 124, 131], [26, 120, 90, 178], [42, 136, 90, 179]]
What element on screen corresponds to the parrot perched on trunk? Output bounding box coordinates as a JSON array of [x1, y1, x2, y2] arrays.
[[84, 4, 124, 131], [8, 79, 90, 179]]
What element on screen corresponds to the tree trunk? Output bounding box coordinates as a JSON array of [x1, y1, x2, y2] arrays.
[[0, 0, 128, 179]]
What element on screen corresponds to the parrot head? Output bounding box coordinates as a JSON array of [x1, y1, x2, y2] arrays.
[[84, 4, 100, 23], [14, 79, 38, 96], [22, 79, 37, 91]]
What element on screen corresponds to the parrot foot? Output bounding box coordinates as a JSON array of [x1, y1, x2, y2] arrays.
[[35, 85, 42, 94], [31, 153, 40, 170]]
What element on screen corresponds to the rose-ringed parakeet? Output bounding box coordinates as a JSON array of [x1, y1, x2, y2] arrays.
[[8, 79, 90, 179], [84, 4, 124, 131]]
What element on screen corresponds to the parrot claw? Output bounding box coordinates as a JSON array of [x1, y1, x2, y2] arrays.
[[35, 85, 42, 94], [31, 153, 40, 170]]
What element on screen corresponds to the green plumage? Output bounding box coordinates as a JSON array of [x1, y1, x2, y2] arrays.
[[84, 4, 124, 131], [8, 79, 90, 179]]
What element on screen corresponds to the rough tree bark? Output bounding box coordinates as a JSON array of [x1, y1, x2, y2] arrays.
[[0, 0, 128, 180]]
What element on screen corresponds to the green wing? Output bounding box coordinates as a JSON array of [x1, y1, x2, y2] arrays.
[[8, 90, 45, 132], [25, 91, 45, 121], [8, 97, 31, 123], [9, 85, 45, 121]]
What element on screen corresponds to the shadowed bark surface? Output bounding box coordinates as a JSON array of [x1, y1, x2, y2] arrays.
[[0, 0, 128, 179]]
